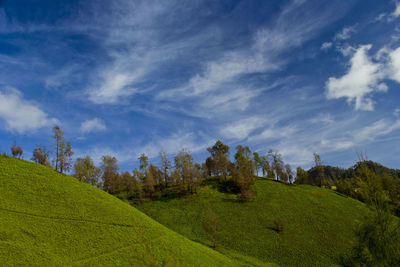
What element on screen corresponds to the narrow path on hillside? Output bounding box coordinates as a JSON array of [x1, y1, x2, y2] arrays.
[[73, 244, 138, 264], [0, 207, 137, 228]]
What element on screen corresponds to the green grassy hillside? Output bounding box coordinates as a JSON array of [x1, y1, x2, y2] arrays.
[[137, 177, 370, 266], [0, 156, 243, 266]]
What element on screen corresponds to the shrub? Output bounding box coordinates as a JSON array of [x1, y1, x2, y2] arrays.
[[274, 219, 284, 233], [203, 207, 219, 248]]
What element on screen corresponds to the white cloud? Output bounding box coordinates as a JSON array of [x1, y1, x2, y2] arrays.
[[394, 108, 400, 117], [386, 47, 400, 82], [334, 26, 357, 41], [326, 45, 386, 111], [0, 87, 58, 134], [393, 2, 400, 18], [221, 117, 265, 140], [80, 118, 106, 134], [321, 42, 332, 51]]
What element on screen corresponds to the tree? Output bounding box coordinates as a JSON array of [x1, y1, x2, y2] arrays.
[[285, 164, 294, 184], [31, 145, 51, 166], [205, 157, 215, 176], [148, 164, 162, 187], [313, 153, 323, 187], [52, 126, 73, 173], [253, 152, 262, 176], [73, 156, 101, 187], [101, 155, 119, 193], [173, 149, 200, 194], [342, 166, 400, 266], [203, 207, 219, 248], [260, 155, 274, 178], [159, 150, 171, 189], [207, 141, 230, 180], [233, 145, 255, 200], [139, 153, 149, 173], [60, 141, 73, 173], [174, 149, 193, 185], [295, 167, 312, 185], [53, 126, 64, 172], [145, 167, 155, 198], [268, 149, 285, 181], [132, 168, 144, 201], [10, 141, 23, 158]]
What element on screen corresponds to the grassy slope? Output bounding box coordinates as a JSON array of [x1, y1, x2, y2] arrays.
[[0, 156, 242, 266], [138, 178, 370, 267]]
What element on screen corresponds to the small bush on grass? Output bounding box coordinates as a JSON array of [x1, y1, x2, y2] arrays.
[[273, 219, 284, 233]]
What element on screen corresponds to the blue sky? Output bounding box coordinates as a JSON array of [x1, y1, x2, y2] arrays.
[[1, 0, 400, 171]]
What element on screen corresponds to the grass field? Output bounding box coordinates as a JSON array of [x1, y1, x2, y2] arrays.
[[0, 156, 247, 266], [137, 177, 370, 266]]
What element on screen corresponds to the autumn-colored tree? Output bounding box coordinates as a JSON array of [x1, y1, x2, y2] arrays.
[[132, 168, 144, 201], [31, 145, 51, 167], [73, 156, 101, 187], [149, 164, 163, 186], [10, 141, 23, 158], [101, 155, 119, 193], [145, 168, 155, 198], [60, 141, 74, 173]]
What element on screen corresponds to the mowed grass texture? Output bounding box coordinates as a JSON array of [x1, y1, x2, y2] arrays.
[[0, 156, 241, 266], [138, 177, 369, 267]]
